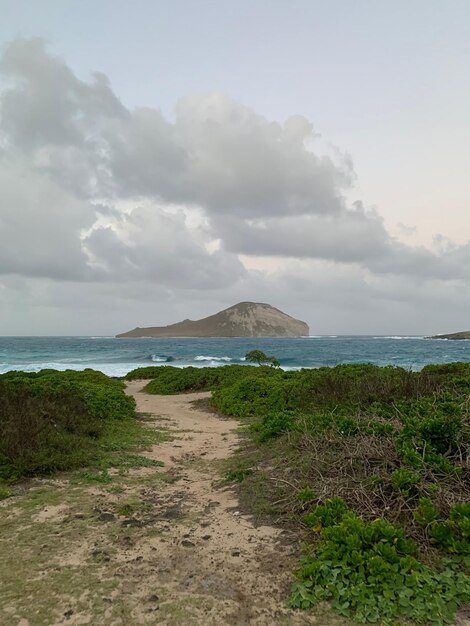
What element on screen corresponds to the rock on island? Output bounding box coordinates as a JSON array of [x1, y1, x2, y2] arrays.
[[116, 301, 309, 338], [429, 331, 470, 340]]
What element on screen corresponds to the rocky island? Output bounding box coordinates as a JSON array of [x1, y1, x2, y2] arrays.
[[116, 301, 309, 338], [430, 331, 470, 340]]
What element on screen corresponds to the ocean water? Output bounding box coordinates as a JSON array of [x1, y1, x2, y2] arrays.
[[1, 335, 470, 377]]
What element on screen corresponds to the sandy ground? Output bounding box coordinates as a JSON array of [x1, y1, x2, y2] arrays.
[[116, 381, 315, 625], [0, 382, 329, 626]]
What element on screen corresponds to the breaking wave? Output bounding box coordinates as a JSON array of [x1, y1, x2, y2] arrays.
[[374, 336, 424, 340], [194, 355, 232, 362], [151, 355, 175, 362]]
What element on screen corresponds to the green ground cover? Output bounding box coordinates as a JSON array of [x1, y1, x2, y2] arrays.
[[134, 360, 470, 624], [0, 369, 163, 486]]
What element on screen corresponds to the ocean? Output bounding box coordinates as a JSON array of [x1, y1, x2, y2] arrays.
[[1, 335, 470, 377]]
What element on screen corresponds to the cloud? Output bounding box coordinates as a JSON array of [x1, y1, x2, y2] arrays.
[[1, 37, 470, 336], [0, 159, 96, 280], [0, 38, 127, 149], [214, 204, 388, 263], [84, 205, 245, 289], [0, 38, 126, 199], [1, 40, 354, 219]]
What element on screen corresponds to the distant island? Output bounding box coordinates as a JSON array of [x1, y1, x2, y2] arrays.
[[429, 331, 470, 340], [116, 301, 309, 338]]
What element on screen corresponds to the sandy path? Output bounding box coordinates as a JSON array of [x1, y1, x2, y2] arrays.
[[119, 380, 314, 625], [0, 383, 325, 626]]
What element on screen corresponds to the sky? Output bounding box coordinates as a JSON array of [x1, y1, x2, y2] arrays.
[[0, 0, 470, 335]]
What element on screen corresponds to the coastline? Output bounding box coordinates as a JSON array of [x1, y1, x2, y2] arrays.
[[2, 334, 470, 377]]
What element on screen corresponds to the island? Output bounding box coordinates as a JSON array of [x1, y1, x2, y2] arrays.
[[429, 331, 470, 340], [116, 301, 309, 338]]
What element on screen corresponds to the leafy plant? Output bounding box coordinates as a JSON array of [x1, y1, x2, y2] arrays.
[[303, 498, 349, 531], [293, 500, 470, 623], [428, 503, 470, 555], [414, 497, 440, 526], [390, 468, 421, 495], [225, 467, 253, 482], [297, 487, 317, 504]]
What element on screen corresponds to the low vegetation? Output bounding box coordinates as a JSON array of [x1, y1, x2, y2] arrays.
[[2, 360, 469, 623], [0, 369, 159, 485], [130, 359, 470, 624], [125, 362, 279, 393]]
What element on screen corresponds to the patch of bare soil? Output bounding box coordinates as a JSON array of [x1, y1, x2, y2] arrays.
[[0, 381, 346, 626]]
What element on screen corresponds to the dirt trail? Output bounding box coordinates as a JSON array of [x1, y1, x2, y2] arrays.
[[119, 381, 313, 625], [1, 382, 322, 626]]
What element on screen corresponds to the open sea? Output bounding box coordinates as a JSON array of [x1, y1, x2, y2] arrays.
[[1, 335, 470, 377]]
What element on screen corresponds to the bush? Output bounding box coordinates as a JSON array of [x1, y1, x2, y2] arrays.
[[0, 369, 136, 479], [142, 364, 280, 396], [0, 369, 135, 421], [292, 499, 470, 624], [427, 503, 470, 556], [390, 468, 421, 496], [212, 375, 290, 417]]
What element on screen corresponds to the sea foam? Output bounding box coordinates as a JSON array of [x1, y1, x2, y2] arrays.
[[151, 355, 174, 362], [374, 336, 424, 340], [194, 355, 232, 362]]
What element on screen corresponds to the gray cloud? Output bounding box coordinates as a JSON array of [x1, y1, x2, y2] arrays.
[[214, 205, 388, 263], [1, 39, 353, 218], [1, 38, 127, 150], [1, 35, 470, 324], [0, 159, 95, 280], [84, 206, 245, 289]]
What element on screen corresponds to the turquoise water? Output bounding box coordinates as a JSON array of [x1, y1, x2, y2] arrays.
[[1, 335, 470, 377]]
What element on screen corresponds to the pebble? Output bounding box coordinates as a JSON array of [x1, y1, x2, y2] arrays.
[[147, 594, 160, 603], [121, 518, 145, 527]]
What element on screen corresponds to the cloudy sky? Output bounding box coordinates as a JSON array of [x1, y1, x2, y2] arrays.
[[1, 0, 469, 335]]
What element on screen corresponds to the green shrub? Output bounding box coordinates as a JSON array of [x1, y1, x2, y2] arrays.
[[390, 468, 421, 496], [303, 497, 349, 531], [297, 487, 317, 504], [141, 364, 279, 396], [212, 375, 290, 417], [225, 467, 253, 482], [125, 366, 169, 380], [428, 503, 470, 556], [0, 369, 135, 421], [0, 369, 137, 480], [292, 500, 470, 623], [143, 367, 212, 394], [414, 497, 440, 526], [256, 411, 296, 442]]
